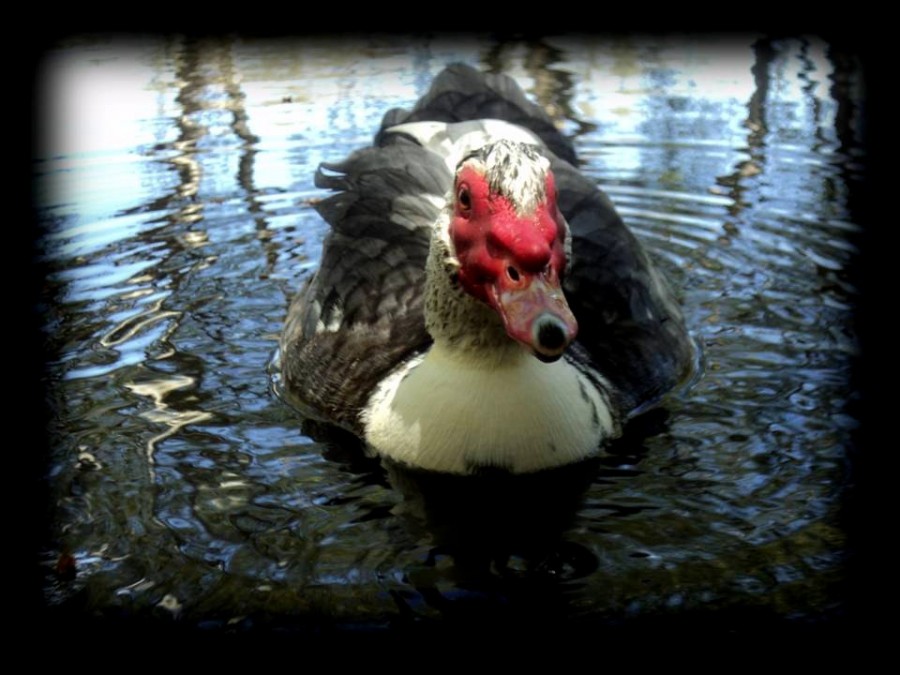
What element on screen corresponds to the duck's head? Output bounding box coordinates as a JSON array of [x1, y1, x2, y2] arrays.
[[443, 140, 578, 362]]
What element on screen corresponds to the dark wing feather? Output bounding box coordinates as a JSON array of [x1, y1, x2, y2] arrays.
[[377, 63, 578, 165], [280, 144, 450, 431], [552, 157, 696, 413]]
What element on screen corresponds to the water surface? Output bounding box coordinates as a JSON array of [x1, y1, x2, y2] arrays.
[[35, 35, 863, 636]]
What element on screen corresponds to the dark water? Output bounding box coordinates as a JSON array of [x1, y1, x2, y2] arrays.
[[34, 36, 864, 637]]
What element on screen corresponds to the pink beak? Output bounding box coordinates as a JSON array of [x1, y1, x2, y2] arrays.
[[486, 273, 578, 362]]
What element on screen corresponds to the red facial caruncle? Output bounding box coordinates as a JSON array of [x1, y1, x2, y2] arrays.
[[449, 160, 578, 362]]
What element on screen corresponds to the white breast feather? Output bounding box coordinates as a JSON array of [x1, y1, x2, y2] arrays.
[[362, 344, 614, 474]]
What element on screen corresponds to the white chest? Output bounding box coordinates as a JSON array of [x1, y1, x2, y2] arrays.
[[361, 344, 615, 474]]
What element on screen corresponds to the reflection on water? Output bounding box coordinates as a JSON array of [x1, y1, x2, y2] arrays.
[[35, 36, 863, 635]]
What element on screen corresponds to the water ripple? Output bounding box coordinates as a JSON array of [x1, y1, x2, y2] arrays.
[[39, 36, 861, 631]]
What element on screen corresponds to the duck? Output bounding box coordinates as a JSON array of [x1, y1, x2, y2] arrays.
[[279, 63, 695, 475]]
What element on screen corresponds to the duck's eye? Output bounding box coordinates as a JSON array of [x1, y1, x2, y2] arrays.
[[507, 266, 520, 282], [457, 185, 471, 212]]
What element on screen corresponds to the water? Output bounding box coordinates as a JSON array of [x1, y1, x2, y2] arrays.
[[34, 36, 863, 636]]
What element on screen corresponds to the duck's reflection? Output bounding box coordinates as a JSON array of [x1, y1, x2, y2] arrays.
[[298, 409, 685, 626], [385, 458, 599, 581], [382, 457, 606, 628], [304, 415, 601, 582], [305, 408, 675, 577]]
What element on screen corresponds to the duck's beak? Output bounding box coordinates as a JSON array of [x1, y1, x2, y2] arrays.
[[487, 273, 578, 362]]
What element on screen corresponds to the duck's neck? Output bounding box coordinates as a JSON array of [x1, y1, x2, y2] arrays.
[[423, 224, 513, 358], [361, 228, 617, 474]]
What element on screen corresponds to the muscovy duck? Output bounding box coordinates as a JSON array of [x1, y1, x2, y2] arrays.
[[280, 64, 695, 474]]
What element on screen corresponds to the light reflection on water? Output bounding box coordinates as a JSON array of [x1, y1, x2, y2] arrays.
[[36, 36, 862, 634]]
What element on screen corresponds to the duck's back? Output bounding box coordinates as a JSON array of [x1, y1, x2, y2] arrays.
[[280, 64, 694, 433]]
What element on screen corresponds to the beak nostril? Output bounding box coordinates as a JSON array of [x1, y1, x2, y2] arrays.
[[535, 316, 567, 352]]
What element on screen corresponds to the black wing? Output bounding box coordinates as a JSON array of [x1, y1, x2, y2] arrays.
[[551, 158, 696, 413], [376, 63, 578, 166], [280, 143, 450, 431]]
